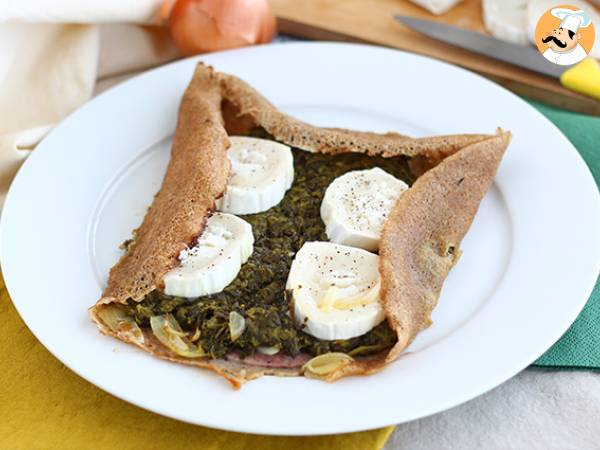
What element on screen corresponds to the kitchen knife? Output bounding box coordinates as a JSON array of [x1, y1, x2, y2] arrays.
[[395, 15, 600, 100]]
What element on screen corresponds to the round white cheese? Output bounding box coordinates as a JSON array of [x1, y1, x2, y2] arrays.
[[163, 212, 253, 298], [320, 167, 408, 252], [216, 136, 294, 215], [286, 241, 385, 340]]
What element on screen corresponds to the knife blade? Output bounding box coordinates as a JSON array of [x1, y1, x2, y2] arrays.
[[394, 15, 565, 78], [395, 15, 600, 101]]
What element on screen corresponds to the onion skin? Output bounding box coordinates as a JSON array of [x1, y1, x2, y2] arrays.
[[169, 0, 277, 56]]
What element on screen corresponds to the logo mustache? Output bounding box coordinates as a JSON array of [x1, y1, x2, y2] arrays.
[[542, 35, 567, 48]]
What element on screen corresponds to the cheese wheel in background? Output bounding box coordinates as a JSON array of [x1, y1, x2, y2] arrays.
[[483, 0, 530, 45], [408, 0, 464, 15]]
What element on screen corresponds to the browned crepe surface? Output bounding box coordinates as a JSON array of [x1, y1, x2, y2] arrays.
[[94, 66, 230, 308], [91, 63, 511, 388], [381, 132, 511, 362], [217, 65, 490, 160]]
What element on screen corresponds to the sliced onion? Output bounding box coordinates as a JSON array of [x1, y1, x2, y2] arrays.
[[98, 305, 144, 346], [189, 327, 201, 342], [348, 345, 384, 357], [302, 353, 354, 376], [228, 311, 246, 342], [150, 314, 206, 358], [257, 345, 280, 355]]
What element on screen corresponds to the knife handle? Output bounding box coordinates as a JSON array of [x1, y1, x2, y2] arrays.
[[560, 58, 600, 101]]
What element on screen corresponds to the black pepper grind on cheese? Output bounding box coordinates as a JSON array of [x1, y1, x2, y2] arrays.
[[124, 147, 414, 359]]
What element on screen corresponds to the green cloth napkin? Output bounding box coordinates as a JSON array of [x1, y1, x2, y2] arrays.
[[527, 101, 600, 369]]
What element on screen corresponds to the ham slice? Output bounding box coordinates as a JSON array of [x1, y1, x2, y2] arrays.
[[227, 351, 312, 369]]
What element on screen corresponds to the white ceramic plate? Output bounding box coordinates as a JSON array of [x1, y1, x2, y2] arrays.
[[2, 43, 600, 435]]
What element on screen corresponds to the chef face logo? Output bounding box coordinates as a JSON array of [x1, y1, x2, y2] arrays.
[[535, 5, 595, 66], [542, 27, 580, 52]]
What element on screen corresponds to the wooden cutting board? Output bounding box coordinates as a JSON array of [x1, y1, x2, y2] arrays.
[[271, 0, 600, 116]]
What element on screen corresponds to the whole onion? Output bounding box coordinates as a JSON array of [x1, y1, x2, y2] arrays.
[[167, 0, 276, 55]]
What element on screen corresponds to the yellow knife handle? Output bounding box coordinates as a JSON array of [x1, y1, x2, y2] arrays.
[[560, 58, 600, 101]]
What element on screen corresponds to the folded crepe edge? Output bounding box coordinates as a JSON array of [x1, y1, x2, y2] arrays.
[[316, 130, 512, 383], [90, 62, 511, 388], [92, 63, 230, 310], [215, 63, 491, 160], [382, 130, 512, 363]]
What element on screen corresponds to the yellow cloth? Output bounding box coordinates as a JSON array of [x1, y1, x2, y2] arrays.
[[0, 274, 394, 449]]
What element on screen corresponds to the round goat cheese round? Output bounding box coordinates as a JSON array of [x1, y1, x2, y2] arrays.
[[215, 136, 294, 215], [286, 241, 385, 340], [483, 0, 530, 46], [320, 167, 408, 252], [163, 212, 253, 298]]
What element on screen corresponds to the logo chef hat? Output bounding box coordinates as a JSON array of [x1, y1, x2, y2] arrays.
[[551, 8, 592, 33]]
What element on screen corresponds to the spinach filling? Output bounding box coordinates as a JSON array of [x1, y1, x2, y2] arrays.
[[124, 147, 414, 359]]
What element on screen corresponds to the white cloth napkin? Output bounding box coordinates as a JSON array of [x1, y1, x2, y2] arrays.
[[0, 0, 163, 23], [0, 1, 179, 206], [385, 370, 600, 450], [0, 23, 98, 205]]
